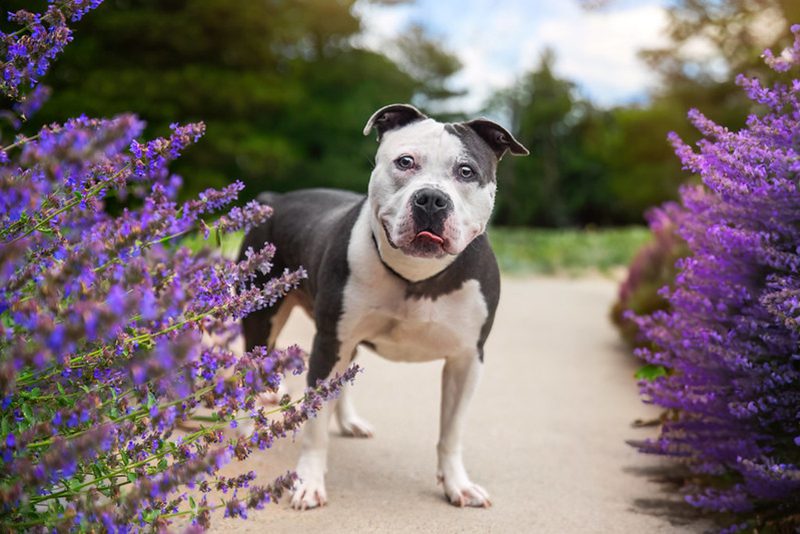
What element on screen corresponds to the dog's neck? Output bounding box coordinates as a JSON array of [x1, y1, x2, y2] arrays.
[[368, 213, 456, 283]]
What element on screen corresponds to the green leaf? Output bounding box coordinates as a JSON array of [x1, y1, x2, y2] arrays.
[[56, 382, 66, 396], [0, 310, 14, 329], [215, 226, 222, 247], [635, 364, 668, 381], [142, 509, 158, 523], [127, 472, 137, 483], [146, 391, 157, 409], [21, 404, 33, 423]]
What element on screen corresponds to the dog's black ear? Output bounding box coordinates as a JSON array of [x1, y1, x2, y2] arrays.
[[464, 119, 529, 159], [363, 104, 428, 140]]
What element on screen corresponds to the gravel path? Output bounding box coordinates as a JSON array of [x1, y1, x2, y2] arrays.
[[209, 276, 709, 533]]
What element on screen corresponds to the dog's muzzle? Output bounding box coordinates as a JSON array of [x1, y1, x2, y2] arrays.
[[411, 188, 453, 235]]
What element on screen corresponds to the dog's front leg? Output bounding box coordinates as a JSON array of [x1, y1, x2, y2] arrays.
[[291, 402, 331, 510], [290, 332, 351, 510], [437, 353, 491, 507]]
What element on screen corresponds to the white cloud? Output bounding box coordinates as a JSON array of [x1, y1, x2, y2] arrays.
[[351, 1, 414, 51], [525, 3, 669, 106], [353, 0, 670, 112]]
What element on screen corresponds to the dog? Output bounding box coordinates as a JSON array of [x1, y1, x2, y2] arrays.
[[239, 103, 528, 510]]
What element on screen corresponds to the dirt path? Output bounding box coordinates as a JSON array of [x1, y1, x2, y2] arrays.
[[209, 276, 708, 533]]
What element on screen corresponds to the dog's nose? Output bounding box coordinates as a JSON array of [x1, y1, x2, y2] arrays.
[[412, 188, 452, 215]]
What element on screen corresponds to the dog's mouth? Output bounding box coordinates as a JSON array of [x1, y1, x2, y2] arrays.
[[379, 218, 451, 258], [405, 228, 449, 258], [414, 230, 444, 245]]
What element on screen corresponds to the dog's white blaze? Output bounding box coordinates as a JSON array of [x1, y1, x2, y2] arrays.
[[341, 204, 488, 361]]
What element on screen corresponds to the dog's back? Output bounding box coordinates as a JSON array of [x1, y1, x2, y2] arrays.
[[238, 188, 364, 351]]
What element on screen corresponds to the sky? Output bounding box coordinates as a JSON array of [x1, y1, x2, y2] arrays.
[[354, 0, 673, 112]]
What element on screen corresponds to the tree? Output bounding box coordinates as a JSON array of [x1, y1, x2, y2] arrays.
[[640, 0, 800, 127], [6, 0, 461, 201], [392, 23, 464, 107], [489, 50, 618, 227], [643, 0, 800, 85]]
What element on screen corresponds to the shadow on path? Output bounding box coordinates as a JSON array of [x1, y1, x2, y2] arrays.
[[624, 464, 711, 530]]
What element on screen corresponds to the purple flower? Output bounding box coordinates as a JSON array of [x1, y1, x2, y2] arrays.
[[1, 2, 103, 101], [0, 2, 352, 528], [629, 25, 800, 528]]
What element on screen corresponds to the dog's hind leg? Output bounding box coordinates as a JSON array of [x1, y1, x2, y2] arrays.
[[243, 293, 297, 352], [236, 296, 297, 438]]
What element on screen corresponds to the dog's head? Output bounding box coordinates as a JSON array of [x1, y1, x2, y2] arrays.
[[363, 104, 528, 259]]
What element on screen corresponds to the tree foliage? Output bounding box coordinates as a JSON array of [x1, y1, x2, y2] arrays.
[[490, 50, 686, 227], [5, 0, 460, 201]]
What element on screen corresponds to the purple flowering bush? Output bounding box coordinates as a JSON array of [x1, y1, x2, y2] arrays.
[[611, 202, 687, 349], [631, 26, 800, 530], [0, 2, 358, 530]]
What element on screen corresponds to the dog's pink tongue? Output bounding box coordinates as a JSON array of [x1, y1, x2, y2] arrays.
[[416, 231, 444, 244]]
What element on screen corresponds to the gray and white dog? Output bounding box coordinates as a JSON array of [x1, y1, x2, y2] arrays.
[[239, 104, 528, 509]]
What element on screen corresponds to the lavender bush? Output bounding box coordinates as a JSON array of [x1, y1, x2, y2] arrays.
[[0, 2, 358, 530], [611, 202, 686, 349], [631, 26, 800, 531]]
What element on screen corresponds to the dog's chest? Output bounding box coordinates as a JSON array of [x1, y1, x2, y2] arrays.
[[337, 202, 489, 362], [342, 278, 487, 362]]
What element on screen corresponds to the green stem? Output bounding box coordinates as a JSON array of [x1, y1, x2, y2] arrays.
[[1, 133, 40, 152], [29, 407, 212, 504], [27, 394, 307, 505], [91, 227, 197, 275], [160, 503, 222, 522], [6, 163, 130, 245], [26, 385, 215, 450], [16, 307, 218, 387]]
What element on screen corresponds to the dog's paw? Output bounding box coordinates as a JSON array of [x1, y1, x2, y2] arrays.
[[338, 414, 374, 438], [438, 474, 491, 508], [290, 477, 327, 510]]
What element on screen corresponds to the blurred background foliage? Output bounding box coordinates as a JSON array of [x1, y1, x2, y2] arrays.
[[2, 0, 798, 232], [3, 0, 462, 203]]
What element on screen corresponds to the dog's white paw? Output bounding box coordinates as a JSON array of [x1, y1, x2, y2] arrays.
[[338, 414, 374, 438], [438, 472, 491, 508], [290, 476, 327, 510], [291, 456, 327, 510]]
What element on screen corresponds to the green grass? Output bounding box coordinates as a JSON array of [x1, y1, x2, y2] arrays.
[[182, 226, 652, 276], [488, 226, 651, 275]]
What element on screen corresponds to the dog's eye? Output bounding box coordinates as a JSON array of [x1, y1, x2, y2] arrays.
[[458, 165, 475, 179], [395, 155, 415, 170]]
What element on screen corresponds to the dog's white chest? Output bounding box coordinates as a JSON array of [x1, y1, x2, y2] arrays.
[[338, 204, 488, 362], [357, 280, 487, 362]]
